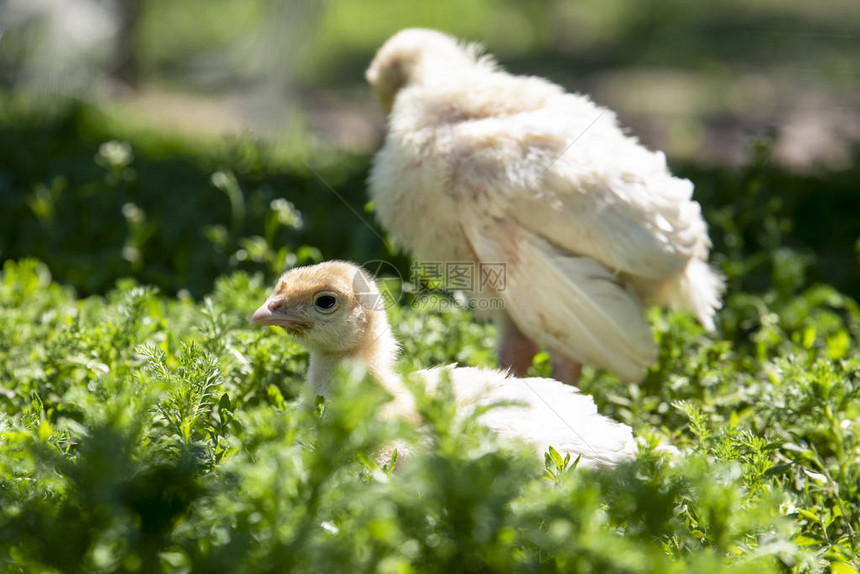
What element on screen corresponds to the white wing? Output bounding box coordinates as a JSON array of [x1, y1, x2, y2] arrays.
[[449, 93, 710, 280], [442, 94, 721, 380], [463, 215, 657, 381]]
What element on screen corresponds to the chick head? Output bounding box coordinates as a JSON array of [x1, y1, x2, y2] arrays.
[[366, 28, 464, 113], [252, 261, 386, 355]]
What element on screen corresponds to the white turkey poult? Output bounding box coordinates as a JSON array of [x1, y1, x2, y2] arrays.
[[251, 261, 636, 468], [366, 28, 724, 385]]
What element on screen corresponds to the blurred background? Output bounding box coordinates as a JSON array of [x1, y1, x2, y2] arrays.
[[1, 0, 858, 298]]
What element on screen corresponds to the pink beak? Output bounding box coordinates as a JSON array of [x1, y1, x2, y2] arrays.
[[251, 298, 308, 329], [251, 301, 277, 325]]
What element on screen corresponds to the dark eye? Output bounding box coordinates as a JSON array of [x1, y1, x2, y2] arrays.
[[314, 295, 337, 310]]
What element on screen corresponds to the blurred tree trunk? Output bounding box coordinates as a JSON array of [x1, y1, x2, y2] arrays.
[[114, 0, 139, 87]]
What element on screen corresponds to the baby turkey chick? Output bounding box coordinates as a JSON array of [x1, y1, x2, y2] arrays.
[[366, 29, 724, 385], [252, 261, 636, 468]]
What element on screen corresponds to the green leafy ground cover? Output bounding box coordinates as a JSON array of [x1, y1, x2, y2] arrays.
[[1, 102, 859, 572]]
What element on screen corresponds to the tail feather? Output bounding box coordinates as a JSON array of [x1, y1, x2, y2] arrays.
[[647, 258, 724, 330]]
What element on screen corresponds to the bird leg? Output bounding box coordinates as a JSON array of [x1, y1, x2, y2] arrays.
[[497, 318, 538, 377], [551, 355, 583, 387]]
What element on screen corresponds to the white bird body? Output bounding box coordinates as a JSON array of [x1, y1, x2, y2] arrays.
[[252, 261, 636, 468], [405, 365, 636, 467], [367, 29, 724, 383]]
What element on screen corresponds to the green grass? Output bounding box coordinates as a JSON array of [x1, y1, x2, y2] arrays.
[[1, 246, 859, 572]]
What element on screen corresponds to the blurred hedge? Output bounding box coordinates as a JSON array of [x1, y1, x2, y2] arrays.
[[0, 98, 401, 297], [683, 142, 860, 300], [0, 98, 857, 299]]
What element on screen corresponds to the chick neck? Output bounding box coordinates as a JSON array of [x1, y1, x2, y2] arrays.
[[306, 311, 403, 402]]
